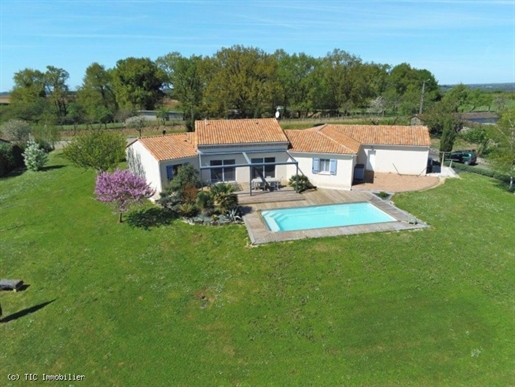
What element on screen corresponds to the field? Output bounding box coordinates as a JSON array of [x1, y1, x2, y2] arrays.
[[0, 153, 514, 386]]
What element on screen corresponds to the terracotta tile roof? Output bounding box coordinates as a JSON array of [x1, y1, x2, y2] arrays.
[[137, 132, 197, 161], [285, 124, 429, 155], [285, 127, 357, 154], [329, 125, 431, 147], [196, 118, 289, 146], [135, 122, 430, 162]]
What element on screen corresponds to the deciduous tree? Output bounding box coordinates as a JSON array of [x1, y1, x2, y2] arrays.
[[45, 66, 70, 124], [76, 63, 117, 124], [274, 50, 318, 117], [125, 116, 146, 137], [95, 169, 155, 222], [489, 110, 515, 191], [383, 63, 438, 116], [157, 53, 206, 131], [8, 69, 49, 123], [204, 46, 281, 118], [112, 57, 165, 110]]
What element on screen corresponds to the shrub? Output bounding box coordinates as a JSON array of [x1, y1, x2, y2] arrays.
[[0, 143, 16, 176], [210, 183, 238, 213], [196, 190, 214, 215], [23, 140, 48, 171], [445, 162, 511, 183], [1, 119, 31, 142], [177, 203, 198, 217], [62, 129, 126, 172], [376, 191, 391, 199], [288, 174, 314, 192], [159, 164, 201, 204], [156, 191, 183, 214]]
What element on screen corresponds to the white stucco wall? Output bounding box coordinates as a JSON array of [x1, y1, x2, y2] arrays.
[[126, 141, 162, 195], [127, 142, 198, 198], [358, 145, 429, 175], [287, 153, 355, 190]]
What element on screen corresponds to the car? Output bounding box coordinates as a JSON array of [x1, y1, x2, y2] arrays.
[[447, 150, 477, 165]]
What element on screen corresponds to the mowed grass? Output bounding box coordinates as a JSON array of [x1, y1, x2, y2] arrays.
[[0, 153, 514, 386]]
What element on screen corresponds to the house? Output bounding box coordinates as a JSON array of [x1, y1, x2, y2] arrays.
[[126, 118, 431, 196], [137, 110, 184, 121]]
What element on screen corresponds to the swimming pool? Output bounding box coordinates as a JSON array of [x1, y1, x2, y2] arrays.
[[261, 202, 396, 232]]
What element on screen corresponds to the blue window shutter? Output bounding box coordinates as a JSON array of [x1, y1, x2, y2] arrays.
[[312, 158, 320, 174], [330, 159, 337, 175], [166, 165, 173, 180]]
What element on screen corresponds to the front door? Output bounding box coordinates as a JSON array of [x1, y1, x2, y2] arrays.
[[366, 150, 376, 171]]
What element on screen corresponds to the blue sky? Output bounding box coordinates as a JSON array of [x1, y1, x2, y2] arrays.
[[1, 0, 514, 92]]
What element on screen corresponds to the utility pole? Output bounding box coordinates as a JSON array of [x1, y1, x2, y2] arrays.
[[419, 79, 428, 115]]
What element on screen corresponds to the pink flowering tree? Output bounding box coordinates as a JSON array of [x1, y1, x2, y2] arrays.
[[95, 169, 155, 223]]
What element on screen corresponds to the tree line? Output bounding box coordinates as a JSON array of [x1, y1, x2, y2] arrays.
[[4, 46, 443, 131]]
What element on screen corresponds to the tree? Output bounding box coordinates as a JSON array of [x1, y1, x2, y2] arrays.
[[443, 84, 469, 112], [489, 110, 515, 191], [62, 129, 126, 172], [439, 116, 459, 157], [156, 53, 206, 131], [460, 126, 490, 156], [76, 63, 118, 125], [204, 45, 281, 118], [66, 101, 87, 132], [23, 140, 48, 171], [274, 50, 318, 118], [383, 63, 438, 116], [467, 89, 493, 112], [95, 169, 155, 222], [1, 119, 31, 142], [112, 57, 165, 110], [8, 68, 49, 123], [156, 107, 169, 125], [125, 116, 146, 137], [423, 98, 463, 160], [44, 66, 70, 125], [312, 49, 364, 113]]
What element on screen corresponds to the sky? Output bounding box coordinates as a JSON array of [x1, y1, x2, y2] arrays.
[[1, 0, 514, 92]]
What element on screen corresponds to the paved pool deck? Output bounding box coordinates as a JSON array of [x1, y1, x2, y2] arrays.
[[241, 188, 428, 244]]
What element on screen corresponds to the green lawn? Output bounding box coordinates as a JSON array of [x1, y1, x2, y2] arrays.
[[1, 153, 514, 386]]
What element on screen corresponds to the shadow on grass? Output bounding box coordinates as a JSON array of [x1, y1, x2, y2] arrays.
[[0, 283, 31, 292], [126, 207, 176, 230], [1, 299, 56, 323], [0, 168, 25, 180], [40, 165, 66, 172]]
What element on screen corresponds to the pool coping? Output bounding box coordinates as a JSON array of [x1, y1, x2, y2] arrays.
[[243, 190, 428, 244]]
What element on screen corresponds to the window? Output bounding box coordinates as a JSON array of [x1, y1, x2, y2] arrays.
[[251, 157, 275, 179], [210, 159, 235, 182], [312, 158, 337, 175], [320, 159, 331, 173], [166, 163, 189, 181]]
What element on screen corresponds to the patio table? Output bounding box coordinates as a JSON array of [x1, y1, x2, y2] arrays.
[[251, 178, 281, 191]]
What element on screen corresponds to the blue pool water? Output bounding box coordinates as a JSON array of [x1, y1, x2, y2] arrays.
[[261, 202, 396, 232]]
